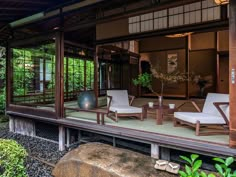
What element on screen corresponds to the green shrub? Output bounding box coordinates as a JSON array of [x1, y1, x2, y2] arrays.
[[178, 154, 204, 177], [0, 139, 27, 177], [179, 154, 236, 177], [213, 157, 236, 177]]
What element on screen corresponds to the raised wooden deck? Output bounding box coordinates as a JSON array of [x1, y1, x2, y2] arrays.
[[7, 98, 236, 157]]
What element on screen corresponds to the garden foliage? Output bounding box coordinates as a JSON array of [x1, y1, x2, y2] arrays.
[[0, 139, 27, 177], [179, 154, 236, 177]]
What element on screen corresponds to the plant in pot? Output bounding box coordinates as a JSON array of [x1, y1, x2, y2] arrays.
[[133, 64, 188, 106]]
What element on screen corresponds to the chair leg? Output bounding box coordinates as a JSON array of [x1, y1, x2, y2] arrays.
[[196, 121, 200, 136], [140, 113, 143, 121], [115, 111, 118, 122], [173, 118, 178, 127]]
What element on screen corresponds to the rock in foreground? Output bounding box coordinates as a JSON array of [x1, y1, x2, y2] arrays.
[[53, 143, 177, 177]]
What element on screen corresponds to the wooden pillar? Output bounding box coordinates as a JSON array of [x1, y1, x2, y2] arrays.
[[65, 57, 69, 100], [84, 58, 87, 91], [186, 35, 190, 99], [229, 1, 236, 148], [66, 128, 70, 147], [9, 116, 15, 132], [113, 137, 116, 147], [59, 125, 65, 151], [151, 143, 160, 159], [6, 43, 12, 109], [55, 31, 64, 118], [94, 46, 99, 107]]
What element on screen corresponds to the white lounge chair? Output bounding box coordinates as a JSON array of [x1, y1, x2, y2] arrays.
[[107, 90, 143, 122], [173, 93, 229, 136]]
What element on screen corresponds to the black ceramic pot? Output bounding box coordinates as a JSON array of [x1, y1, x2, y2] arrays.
[[77, 91, 96, 109]]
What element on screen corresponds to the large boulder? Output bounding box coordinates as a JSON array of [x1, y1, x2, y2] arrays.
[[52, 143, 176, 177]]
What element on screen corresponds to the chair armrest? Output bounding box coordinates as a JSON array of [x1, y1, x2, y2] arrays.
[[107, 96, 112, 110], [128, 95, 135, 105], [176, 101, 201, 112], [213, 102, 229, 126]]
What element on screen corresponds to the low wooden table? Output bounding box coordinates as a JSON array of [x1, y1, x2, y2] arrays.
[[142, 104, 175, 125], [64, 107, 108, 125]]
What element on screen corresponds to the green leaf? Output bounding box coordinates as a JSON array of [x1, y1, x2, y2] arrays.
[[193, 160, 202, 172], [226, 168, 231, 175], [221, 164, 228, 171], [185, 165, 192, 176], [200, 171, 207, 177], [193, 171, 200, 177], [208, 174, 216, 177], [225, 157, 234, 166], [215, 164, 223, 175], [179, 171, 187, 177], [180, 155, 192, 165], [213, 157, 225, 164], [191, 154, 199, 162]]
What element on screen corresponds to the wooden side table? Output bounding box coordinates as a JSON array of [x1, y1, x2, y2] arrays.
[[64, 107, 108, 125], [142, 104, 171, 125]]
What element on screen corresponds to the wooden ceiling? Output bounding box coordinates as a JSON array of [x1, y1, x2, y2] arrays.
[[0, 0, 217, 47], [0, 0, 83, 43]]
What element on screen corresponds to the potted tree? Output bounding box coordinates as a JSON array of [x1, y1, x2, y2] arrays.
[[133, 64, 188, 106]]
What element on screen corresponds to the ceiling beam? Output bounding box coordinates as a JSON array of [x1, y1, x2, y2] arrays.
[[0, 7, 38, 11], [0, 0, 49, 5], [0, 13, 25, 16]]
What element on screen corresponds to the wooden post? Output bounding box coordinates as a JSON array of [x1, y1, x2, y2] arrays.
[[186, 35, 190, 99], [66, 128, 70, 147], [9, 116, 15, 132], [6, 43, 12, 109], [59, 125, 65, 151], [229, 1, 236, 148], [113, 137, 116, 147], [65, 57, 69, 100], [94, 46, 99, 107], [55, 31, 64, 118], [151, 143, 160, 159]]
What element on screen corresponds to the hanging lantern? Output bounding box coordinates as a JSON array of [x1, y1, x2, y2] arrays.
[[214, 0, 229, 5]]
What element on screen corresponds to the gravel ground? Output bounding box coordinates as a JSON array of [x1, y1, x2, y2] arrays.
[[0, 122, 75, 177], [0, 122, 179, 177]]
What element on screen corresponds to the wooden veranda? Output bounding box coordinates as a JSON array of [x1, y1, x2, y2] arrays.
[[1, 0, 236, 159]]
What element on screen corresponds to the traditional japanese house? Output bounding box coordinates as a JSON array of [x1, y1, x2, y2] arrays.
[[0, 0, 235, 160]]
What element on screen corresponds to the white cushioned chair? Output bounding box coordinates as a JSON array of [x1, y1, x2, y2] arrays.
[[173, 93, 229, 135], [107, 90, 143, 122]]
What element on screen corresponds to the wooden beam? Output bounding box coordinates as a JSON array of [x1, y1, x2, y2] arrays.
[[9, 32, 55, 48], [229, 1, 236, 148], [0, 7, 38, 11], [0, 0, 49, 5], [64, 40, 94, 51], [0, 13, 26, 16]]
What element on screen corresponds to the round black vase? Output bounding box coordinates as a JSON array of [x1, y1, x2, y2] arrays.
[[77, 91, 96, 109]]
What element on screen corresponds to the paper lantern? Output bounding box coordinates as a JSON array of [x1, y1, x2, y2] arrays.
[[214, 0, 229, 5]]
